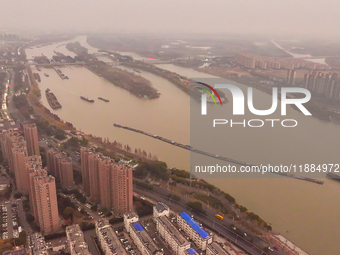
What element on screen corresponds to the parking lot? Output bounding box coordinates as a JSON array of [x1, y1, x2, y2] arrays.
[[1, 200, 21, 239]]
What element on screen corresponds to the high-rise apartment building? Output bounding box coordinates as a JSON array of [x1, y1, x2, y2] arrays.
[[27, 158, 59, 234], [46, 148, 61, 178], [80, 147, 95, 195], [23, 123, 40, 156], [81, 148, 133, 215], [56, 153, 74, 189], [11, 146, 28, 194], [47, 149, 74, 188]]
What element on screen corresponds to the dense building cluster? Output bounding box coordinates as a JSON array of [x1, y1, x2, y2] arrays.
[[302, 71, 340, 100], [0, 124, 60, 234], [46, 148, 74, 189], [236, 52, 330, 70], [81, 147, 133, 215]]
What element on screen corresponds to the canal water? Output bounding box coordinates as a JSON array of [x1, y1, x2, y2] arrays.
[[26, 37, 340, 255]]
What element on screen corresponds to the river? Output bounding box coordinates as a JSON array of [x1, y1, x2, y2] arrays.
[[26, 36, 340, 255]]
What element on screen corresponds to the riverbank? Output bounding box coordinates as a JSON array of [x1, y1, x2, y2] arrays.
[[171, 62, 335, 123], [87, 61, 160, 99], [65, 42, 160, 99], [26, 66, 72, 129]]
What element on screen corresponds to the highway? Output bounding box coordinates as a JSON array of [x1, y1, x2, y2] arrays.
[[134, 184, 285, 255]]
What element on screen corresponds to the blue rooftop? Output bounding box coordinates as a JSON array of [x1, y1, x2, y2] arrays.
[[187, 248, 198, 254], [133, 222, 144, 232], [180, 212, 210, 239]]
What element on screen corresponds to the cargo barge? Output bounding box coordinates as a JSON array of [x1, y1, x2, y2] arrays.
[[80, 95, 94, 103], [33, 73, 41, 82], [326, 172, 340, 182], [45, 89, 62, 109], [98, 97, 109, 102], [114, 123, 324, 185]]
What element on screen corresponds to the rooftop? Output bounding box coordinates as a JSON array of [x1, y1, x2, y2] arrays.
[[29, 233, 48, 255], [131, 221, 160, 254], [186, 248, 198, 254], [66, 224, 91, 255], [125, 211, 138, 219], [155, 202, 168, 213], [99, 225, 127, 255], [158, 216, 188, 245], [179, 212, 210, 239], [208, 243, 229, 255]]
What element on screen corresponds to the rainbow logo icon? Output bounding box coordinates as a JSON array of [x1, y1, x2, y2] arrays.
[[196, 82, 223, 106]]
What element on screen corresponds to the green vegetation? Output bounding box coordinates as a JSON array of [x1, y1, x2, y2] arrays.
[[13, 192, 23, 199], [12, 94, 33, 119], [25, 213, 34, 223], [109, 217, 123, 225], [88, 61, 160, 99], [39, 146, 47, 167], [61, 189, 87, 203], [45, 232, 66, 240], [23, 199, 30, 212], [79, 222, 95, 231], [73, 169, 82, 184], [134, 161, 169, 180], [235, 204, 248, 213], [186, 201, 205, 214], [194, 194, 228, 214], [57, 194, 76, 219], [13, 231, 27, 246], [122, 61, 190, 94], [171, 168, 190, 178], [134, 197, 153, 217], [54, 129, 67, 140], [63, 137, 81, 150], [36, 120, 68, 139], [13, 65, 26, 92], [134, 180, 153, 190], [167, 194, 181, 201], [4, 184, 12, 200]]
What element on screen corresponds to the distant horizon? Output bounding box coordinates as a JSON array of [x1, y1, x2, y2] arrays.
[[0, 30, 337, 42], [1, 0, 340, 40]]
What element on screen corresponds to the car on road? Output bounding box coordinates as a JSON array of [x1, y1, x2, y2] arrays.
[[268, 247, 274, 252]]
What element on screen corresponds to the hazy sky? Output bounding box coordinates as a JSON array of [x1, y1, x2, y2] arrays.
[[1, 0, 339, 38]]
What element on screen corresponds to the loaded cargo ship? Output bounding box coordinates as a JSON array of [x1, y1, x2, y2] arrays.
[[33, 73, 41, 82], [80, 95, 94, 102], [98, 97, 109, 102], [45, 89, 62, 109], [326, 172, 340, 182]]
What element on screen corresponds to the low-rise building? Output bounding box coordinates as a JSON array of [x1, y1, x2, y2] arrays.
[[66, 224, 91, 255], [155, 215, 191, 255], [95, 218, 127, 255], [185, 248, 199, 255], [177, 212, 212, 251], [124, 211, 139, 233], [206, 242, 230, 255], [27, 233, 48, 255], [129, 221, 163, 255], [153, 202, 170, 218]]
